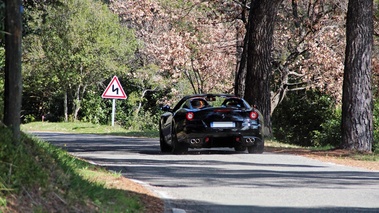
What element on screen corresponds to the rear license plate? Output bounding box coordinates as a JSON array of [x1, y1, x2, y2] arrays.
[[211, 122, 235, 128]]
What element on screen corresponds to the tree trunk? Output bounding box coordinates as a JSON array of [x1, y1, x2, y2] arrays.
[[234, 0, 249, 98], [235, 33, 248, 98], [243, 0, 283, 136], [341, 0, 373, 151], [73, 85, 86, 121], [4, 0, 23, 142], [64, 91, 68, 122]]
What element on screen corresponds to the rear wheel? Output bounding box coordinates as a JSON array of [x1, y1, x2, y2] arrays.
[[171, 124, 188, 154], [247, 138, 264, 154], [159, 126, 171, 153]]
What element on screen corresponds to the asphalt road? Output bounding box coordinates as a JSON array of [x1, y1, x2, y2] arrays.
[[31, 132, 379, 213]]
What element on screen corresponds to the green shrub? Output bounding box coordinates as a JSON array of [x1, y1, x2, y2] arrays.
[[117, 109, 159, 131], [312, 97, 378, 151], [272, 90, 337, 147], [80, 92, 109, 124], [312, 108, 342, 147], [273, 90, 378, 150]]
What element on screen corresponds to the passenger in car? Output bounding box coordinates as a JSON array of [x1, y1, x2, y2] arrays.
[[191, 99, 207, 109]]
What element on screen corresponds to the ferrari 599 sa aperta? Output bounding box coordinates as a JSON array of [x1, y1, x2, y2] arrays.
[[159, 94, 264, 154]]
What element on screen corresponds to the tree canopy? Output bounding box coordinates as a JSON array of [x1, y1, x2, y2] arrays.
[[22, 0, 138, 121]]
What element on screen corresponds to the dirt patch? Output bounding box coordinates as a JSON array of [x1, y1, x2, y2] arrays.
[[111, 178, 164, 213], [266, 147, 379, 171]]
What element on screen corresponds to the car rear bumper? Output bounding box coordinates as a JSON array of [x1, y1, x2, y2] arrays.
[[177, 128, 263, 149]]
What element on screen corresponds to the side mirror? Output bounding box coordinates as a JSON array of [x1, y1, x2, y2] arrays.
[[161, 105, 171, 112]]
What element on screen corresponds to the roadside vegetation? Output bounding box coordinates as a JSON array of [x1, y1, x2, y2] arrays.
[[22, 121, 157, 138], [272, 90, 379, 152], [0, 126, 148, 212]]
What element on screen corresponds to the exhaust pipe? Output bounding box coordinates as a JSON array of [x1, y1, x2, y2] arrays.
[[190, 138, 201, 144], [245, 138, 256, 143]]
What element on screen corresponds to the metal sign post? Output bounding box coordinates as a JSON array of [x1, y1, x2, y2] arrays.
[[101, 76, 127, 126], [111, 99, 116, 126]]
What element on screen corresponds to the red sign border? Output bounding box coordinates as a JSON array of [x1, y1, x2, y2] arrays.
[[101, 76, 127, 99]]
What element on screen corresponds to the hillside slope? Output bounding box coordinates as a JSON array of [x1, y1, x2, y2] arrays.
[[0, 127, 163, 212]]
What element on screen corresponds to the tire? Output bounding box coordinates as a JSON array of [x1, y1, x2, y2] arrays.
[[159, 126, 171, 153], [171, 123, 188, 154], [247, 138, 264, 154]]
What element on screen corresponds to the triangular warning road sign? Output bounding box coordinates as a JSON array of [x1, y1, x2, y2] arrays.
[[102, 76, 127, 99]]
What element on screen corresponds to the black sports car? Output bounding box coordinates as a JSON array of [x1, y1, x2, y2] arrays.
[[159, 94, 264, 154]]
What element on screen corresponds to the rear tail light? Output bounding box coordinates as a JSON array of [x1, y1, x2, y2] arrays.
[[186, 112, 194, 121], [250, 111, 258, 120]]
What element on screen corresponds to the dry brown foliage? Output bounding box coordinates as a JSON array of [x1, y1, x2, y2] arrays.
[[109, 0, 378, 104]]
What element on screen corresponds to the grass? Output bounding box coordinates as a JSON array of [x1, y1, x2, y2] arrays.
[[0, 125, 148, 212], [22, 121, 158, 138], [265, 138, 302, 148], [352, 152, 379, 161]]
